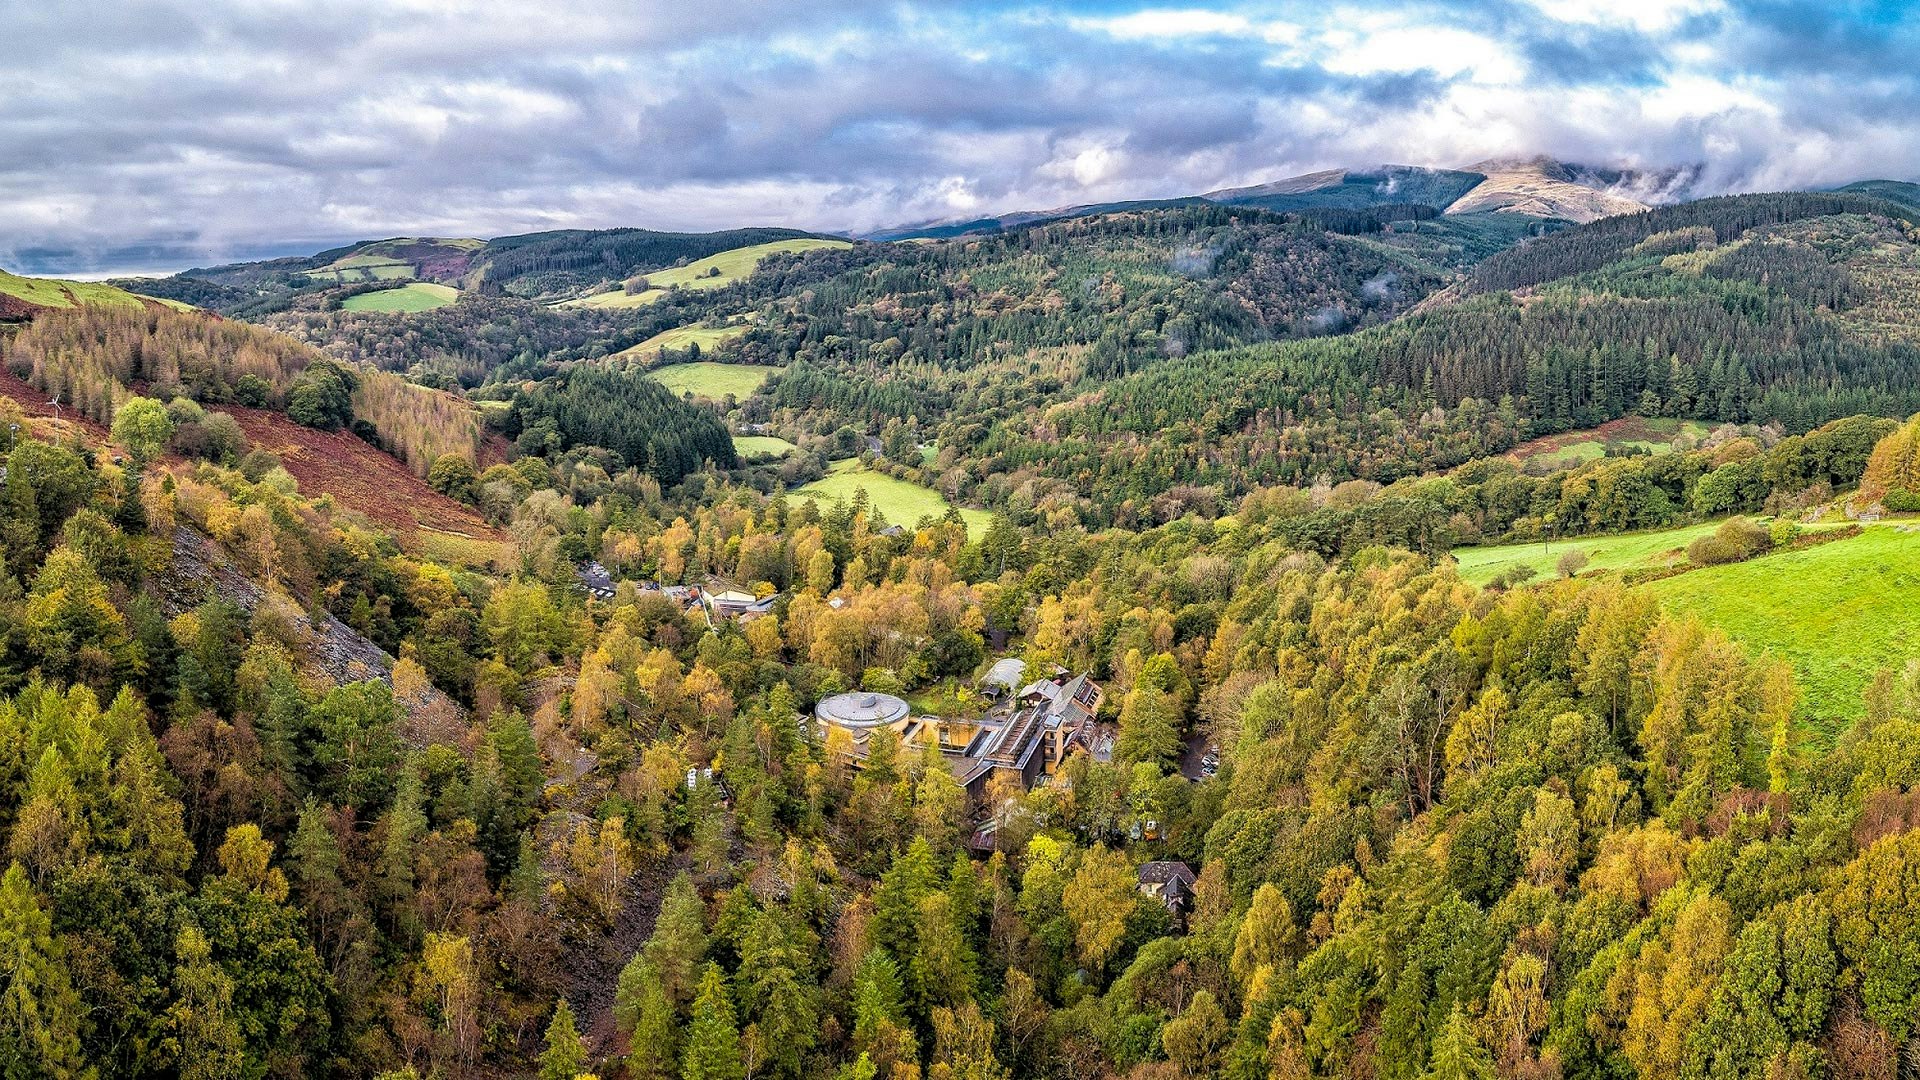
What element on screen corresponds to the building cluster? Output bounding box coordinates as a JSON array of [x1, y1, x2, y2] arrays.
[[813, 663, 1111, 803], [575, 561, 777, 623]]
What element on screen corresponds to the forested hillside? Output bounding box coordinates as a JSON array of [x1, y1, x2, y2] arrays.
[[5, 172, 1920, 1080], [966, 195, 1920, 515], [0, 368, 1916, 1080], [0, 305, 486, 477]]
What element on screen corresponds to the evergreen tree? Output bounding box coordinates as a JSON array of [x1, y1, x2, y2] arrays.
[[683, 963, 744, 1080], [1423, 1005, 1495, 1080], [615, 955, 677, 1080], [0, 862, 87, 1078], [541, 999, 588, 1080]]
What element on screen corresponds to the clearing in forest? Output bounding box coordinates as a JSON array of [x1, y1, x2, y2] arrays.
[[733, 435, 797, 459], [793, 459, 992, 537], [617, 322, 749, 360], [1451, 519, 1733, 586], [1502, 416, 1713, 471], [222, 405, 504, 562], [649, 362, 777, 400], [340, 282, 460, 313], [564, 237, 851, 307], [642, 237, 850, 291]]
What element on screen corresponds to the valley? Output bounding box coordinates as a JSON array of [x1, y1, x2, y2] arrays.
[[8, 150, 1920, 1080]]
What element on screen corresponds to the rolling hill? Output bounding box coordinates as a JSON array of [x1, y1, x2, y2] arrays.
[[0, 267, 175, 318], [297, 237, 487, 284], [136, 226, 852, 315]]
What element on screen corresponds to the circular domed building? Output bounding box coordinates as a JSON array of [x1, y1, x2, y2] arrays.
[[814, 691, 911, 732]]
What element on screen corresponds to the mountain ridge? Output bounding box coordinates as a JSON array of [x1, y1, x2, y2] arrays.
[[870, 154, 1732, 238]]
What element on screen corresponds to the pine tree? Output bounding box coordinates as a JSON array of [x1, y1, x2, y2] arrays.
[[646, 871, 709, 1006], [0, 862, 88, 1078], [871, 836, 935, 966], [541, 999, 588, 1080], [682, 963, 744, 1080], [615, 955, 677, 1080], [1423, 1005, 1495, 1080]]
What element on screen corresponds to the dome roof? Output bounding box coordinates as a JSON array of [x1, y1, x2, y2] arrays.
[[815, 691, 910, 728]]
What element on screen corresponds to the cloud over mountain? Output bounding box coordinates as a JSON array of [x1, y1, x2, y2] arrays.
[[4, 0, 1918, 272]]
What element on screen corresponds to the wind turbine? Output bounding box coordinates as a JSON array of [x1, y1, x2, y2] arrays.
[[45, 392, 61, 419]]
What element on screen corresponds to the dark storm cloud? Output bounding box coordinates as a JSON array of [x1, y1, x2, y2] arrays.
[[4, 0, 1919, 274]]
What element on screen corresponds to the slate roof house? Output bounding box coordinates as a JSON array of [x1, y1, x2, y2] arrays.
[[1137, 860, 1197, 920]]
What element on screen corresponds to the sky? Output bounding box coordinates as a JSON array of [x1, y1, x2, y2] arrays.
[[5, 0, 1917, 274]]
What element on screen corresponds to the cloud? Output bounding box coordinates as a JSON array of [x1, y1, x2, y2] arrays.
[[2, 0, 1919, 273]]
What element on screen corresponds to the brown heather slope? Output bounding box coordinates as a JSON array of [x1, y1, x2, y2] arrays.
[[223, 406, 505, 549]]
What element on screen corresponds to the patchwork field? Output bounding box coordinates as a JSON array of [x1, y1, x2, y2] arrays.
[[301, 238, 486, 284], [793, 459, 992, 537], [733, 435, 797, 459], [305, 260, 416, 284], [1645, 525, 1920, 732], [1503, 416, 1712, 471], [617, 322, 749, 360], [340, 282, 460, 313], [650, 361, 777, 400]]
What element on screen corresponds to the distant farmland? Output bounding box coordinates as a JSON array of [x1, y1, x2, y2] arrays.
[[649, 362, 777, 400], [617, 322, 749, 360], [565, 237, 851, 308], [340, 282, 460, 313]]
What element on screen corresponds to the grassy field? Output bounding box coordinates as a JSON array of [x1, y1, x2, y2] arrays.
[[1645, 526, 1920, 731], [0, 270, 150, 311], [645, 238, 850, 291], [649, 362, 777, 400], [561, 289, 663, 309], [305, 261, 416, 284], [618, 322, 749, 360], [793, 459, 992, 537], [1451, 521, 1730, 586], [340, 282, 460, 313], [733, 435, 797, 459], [562, 238, 850, 308]]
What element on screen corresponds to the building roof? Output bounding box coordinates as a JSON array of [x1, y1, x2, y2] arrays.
[[984, 658, 1027, 691], [815, 691, 911, 728], [1137, 861, 1197, 887]]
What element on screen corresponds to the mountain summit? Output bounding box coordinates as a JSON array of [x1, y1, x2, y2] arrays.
[[1445, 155, 1699, 223]]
